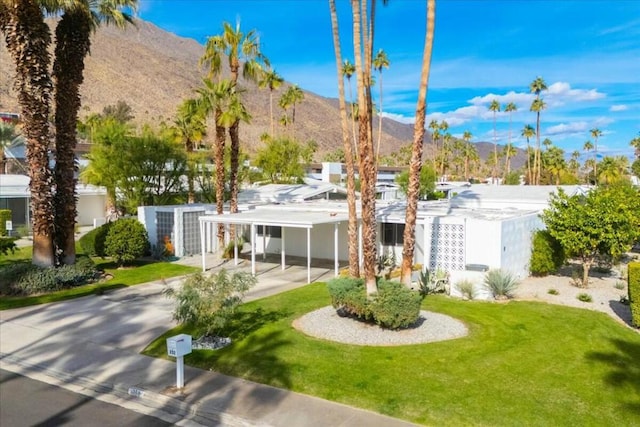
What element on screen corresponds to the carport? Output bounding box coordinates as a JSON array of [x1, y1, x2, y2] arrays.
[[199, 209, 353, 283]]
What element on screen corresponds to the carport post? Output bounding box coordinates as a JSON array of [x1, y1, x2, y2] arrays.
[[281, 227, 286, 270], [199, 218, 206, 272], [251, 223, 256, 275], [262, 227, 266, 261], [334, 222, 339, 276], [234, 227, 238, 266], [307, 227, 311, 284]]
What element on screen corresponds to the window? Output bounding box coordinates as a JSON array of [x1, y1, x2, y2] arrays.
[[381, 222, 404, 246], [256, 225, 282, 238]]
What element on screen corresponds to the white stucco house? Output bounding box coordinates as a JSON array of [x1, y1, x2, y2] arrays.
[[0, 174, 107, 229]]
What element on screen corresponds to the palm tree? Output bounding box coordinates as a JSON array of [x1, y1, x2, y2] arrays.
[[502, 143, 517, 178], [401, 0, 435, 286], [462, 130, 474, 180], [529, 76, 548, 185], [1, 0, 55, 267], [428, 119, 440, 170], [258, 68, 283, 135], [631, 135, 640, 159], [200, 21, 268, 223], [597, 156, 624, 185], [590, 127, 602, 179], [342, 59, 357, 160], [488, 99, 501, 183], [373, 48, 389, 165], [172, 98, 207, 204], [329, 0, 359, 277], [583, 140, 594, 183], [283, 85, 304, 137], [521, 124, 535, 184], [438, 120, 448, 175], [504, 102, 517, 178], [0, 122, 19, 174]]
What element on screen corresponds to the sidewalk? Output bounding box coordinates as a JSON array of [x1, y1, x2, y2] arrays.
[[0, 259, 417, 427]]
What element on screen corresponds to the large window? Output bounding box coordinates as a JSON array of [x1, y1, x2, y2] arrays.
[[381, 222, 404, 246], [256, 225, 282, 238]]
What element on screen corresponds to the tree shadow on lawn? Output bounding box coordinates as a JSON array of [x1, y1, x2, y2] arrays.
[[586, 338, 640, 415], [225, 307, 291, 340]]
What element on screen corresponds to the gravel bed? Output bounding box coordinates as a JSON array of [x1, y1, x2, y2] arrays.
[[293, 306, 468, 346]]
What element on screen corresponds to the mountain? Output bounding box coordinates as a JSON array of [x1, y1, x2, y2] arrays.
[[0, 18, 526, 168]]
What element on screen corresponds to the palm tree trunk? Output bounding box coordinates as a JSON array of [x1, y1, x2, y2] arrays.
[[330, 0, 359, 277], [1, 0, 55, 267], [52, 10, 91, 265], [535, 112, 541, 185], [269, 89, 274, 135], [228, 120, 240, 241], [351, 0, 377, 294], [401, 0, 435, 285], [375, 74, 383, 166], [214, 111, 226, 248]]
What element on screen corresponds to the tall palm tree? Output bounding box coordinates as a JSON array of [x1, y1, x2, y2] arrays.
[[583, 140, 593, 183], [258, 68, 283, 136], [504, 101, 517, 178], [438, 120, 448, 175], [283, 85, 304, 137], [462, 130, 474, 180], [502, 143, 517, 178], [529, 76, 547, 185], [597, 156, 624, 185], [630, 135, 640, 159], [373, 48, 389, 166], [521, 124, 535, 184], [1, 0, 55, 267], [329, 0, 359, 277], [590, 127, 602, 180], [0, 122, 19, 174], [488, 99, 501, 183], [200, 21, 268, 222], [401, 0, 435, 286], [342, 59, 357, 160], [172, 98, 207, 203], [428, 119, 440, 170]]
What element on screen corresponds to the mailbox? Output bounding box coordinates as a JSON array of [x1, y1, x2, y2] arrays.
[[166, 334, 192, 358]]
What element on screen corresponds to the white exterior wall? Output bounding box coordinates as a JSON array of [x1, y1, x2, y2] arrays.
[[76, 194, 106, 226], [138, 206, 159, 246], [422, 216, 467, 272], [499, 213, 543, 278], [465, 218, 502, 270], [254, 222, 350, 261]]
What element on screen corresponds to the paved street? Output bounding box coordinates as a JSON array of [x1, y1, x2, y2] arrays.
[[0, 369, 171, 427]]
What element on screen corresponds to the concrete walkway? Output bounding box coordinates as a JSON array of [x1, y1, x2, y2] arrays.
[[0, 257, 416, 427]]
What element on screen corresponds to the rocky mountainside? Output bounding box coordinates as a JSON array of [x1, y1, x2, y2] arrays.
[[0, 18, 525, 168]]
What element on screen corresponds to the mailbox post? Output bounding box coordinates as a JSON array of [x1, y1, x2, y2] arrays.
[[166, 334, 192, 388]]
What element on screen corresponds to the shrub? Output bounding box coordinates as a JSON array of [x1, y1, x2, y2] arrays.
[[483, 269, 519, 300], [79, 222, 113, 257], [614, 281, 626, 290], [530, 230, 565, 276], [327, 277, 422, 329], [629, 262, 640, 328], [547, 288, 559, 295], [455, 280, 475, 300], [0, 209, 11, 236], [0, 236, 17, 255], [164, 270, 257, 337], [2, 256, 98, 296], [104, 218, 150, 266], [577, 293, 593, 303], [369, 280, 422, 329]]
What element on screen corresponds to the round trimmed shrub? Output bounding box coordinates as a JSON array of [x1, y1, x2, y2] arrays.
[[530, 230, 565, 276], [370, 280, 422, 329], [79, 222, 113, 257], [104, 218, 150, 266]]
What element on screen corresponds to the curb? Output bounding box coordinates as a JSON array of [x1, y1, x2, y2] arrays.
[[0, 353, 256, 427]]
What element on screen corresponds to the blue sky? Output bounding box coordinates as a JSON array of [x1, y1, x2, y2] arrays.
[[138, 0, 640, 159]]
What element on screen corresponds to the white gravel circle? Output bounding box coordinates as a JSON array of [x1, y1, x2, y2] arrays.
[[293, 306, 468, 346]]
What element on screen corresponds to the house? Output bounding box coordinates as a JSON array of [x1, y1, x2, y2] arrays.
[[0, 174, 107, 229]]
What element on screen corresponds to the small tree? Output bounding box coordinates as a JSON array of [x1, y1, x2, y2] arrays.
[[395, 164, 436, 200], [104, 219, 150, 266], [254, 136, 314, 183], [165, 270, 257, 337], [541, 184, 640, 287]]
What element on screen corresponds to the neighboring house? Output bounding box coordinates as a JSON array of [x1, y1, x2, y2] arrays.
[[0, 174, 107, 228]]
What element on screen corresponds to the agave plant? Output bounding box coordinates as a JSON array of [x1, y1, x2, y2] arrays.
[[483, 269, 519, 300]]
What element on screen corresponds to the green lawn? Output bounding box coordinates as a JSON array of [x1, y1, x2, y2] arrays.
[[144, 283, 640, 426], [0, 248, 198, 310]]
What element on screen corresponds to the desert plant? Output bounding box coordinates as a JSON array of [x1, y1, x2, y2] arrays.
[[483, 269, 519, 300], [418, 268, 449, 296], [164, 270, 257, 337], [222, 238, 245, 259], [456, 280, 475, 300], [577, 293, 593, 303], [530, 230, 565, 276], [614, 281, 626, 290], [547, 288, 559, 295], [104, 219, 150, 266], [629, 262, 640, 327]]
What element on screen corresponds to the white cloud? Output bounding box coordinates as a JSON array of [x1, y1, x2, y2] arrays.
[[544, 82, 605, 107], [547, 121, 589, 136], [610, 104, 628, 112], [469, 91, 533, 107], [381, 112, 414, 124]]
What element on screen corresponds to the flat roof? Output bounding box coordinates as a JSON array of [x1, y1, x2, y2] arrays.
[[200, 208, 350, 228]]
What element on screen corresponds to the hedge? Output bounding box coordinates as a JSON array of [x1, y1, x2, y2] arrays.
[[530, 230, 565, 276], [79, 222, 113, 257], [629, 262, 640, 328], [0, 209, 11, 236]]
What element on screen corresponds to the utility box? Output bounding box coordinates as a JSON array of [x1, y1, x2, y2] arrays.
[[166, 334, 192, 358]]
